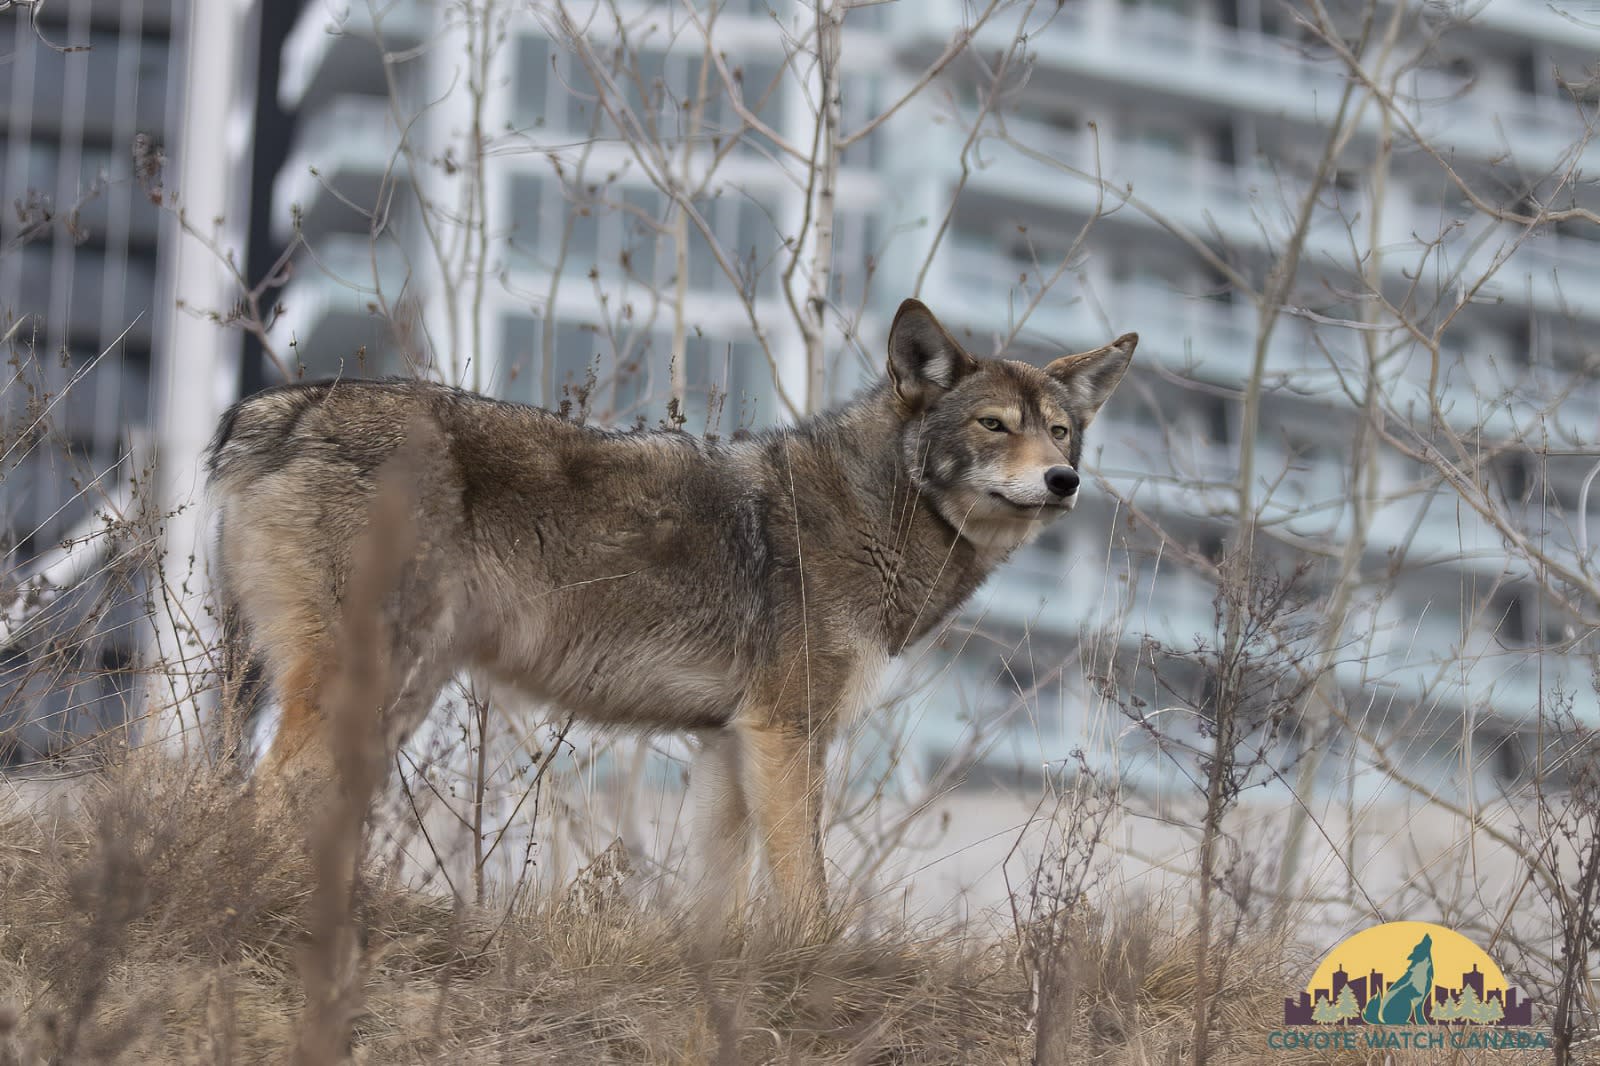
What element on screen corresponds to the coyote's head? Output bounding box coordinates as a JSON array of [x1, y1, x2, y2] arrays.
[[886, 299, 1136, 552]]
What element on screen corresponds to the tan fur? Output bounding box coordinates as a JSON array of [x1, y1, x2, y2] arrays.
[[208, 299, 1135, 918]]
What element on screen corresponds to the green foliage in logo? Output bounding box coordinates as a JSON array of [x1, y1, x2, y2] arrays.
[[1434, 986, 1505, 1025], [1311, 988, 1360, 1024]]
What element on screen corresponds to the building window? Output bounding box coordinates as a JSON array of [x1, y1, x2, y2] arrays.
[[513, 34, 553, 128], [1559, 70, 1600, 107], [523, 34, 789, 152], [830, 211, 874, 308], [500, 314, 539, 402], [1515, 50, 1540, 96], [1281, 435, 1343, 504], [499, 315, 616, 413], [992, 651, 1039, 697], [728, 59, 786, 157], [1177, 392, 1232, 447], [501, 313, 775, 434], [1120, 0, 1191, 16], [1444, 56, 1476, 83], [618, 185, 666, 284], [1488, 730, 1525, 787], [688, 192, 781, 298], [722, 340, 769, 432], [1488, 588, 1569, 648], [1496, 454, 1529, 503]]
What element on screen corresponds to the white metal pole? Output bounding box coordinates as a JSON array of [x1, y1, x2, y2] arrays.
[[143, 0, 255, 756]]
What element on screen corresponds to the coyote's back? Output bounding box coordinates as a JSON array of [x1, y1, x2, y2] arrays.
[[211, 377, 771, 747]]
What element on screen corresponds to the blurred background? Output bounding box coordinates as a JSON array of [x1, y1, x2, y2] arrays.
[[3, 0, 1599, 926]]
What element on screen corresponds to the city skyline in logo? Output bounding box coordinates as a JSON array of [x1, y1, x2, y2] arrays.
[[1282, 921, 1534, 1028], [1283, 960, 1534, 1027]]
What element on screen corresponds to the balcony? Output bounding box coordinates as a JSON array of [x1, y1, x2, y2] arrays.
[[891, 0, 1600, 180], [979, 525, 1598, 730], [1405, 72, 1600, 179], [1429, 0, 1600, 51], [272, 234, 411, 373], [1428, 325, 1600, 446], [271, 96, 399, 241], [968, 539, 1220, 652], [279, 0, 430, 110], [891, 0, 1347, 121], [962, 116, 1263, 246], [955, 123, 1387, 288], [1363, 636, 1598, 728], [937, 237, 1276, 377], [932, 238, 1600, 470], [941, 121, 1600, 332], [1510, 227, 1600, 282]]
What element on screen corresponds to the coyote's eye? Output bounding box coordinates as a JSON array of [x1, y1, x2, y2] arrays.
[[1051, 425, 1068, 440], [977, 417, 1006, 432]]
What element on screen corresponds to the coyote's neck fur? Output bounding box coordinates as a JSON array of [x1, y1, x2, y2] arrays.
[[749, 382, 998, 652]]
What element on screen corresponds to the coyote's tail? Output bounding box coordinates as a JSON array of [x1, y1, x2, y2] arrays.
[[206, 383, 335, 764]]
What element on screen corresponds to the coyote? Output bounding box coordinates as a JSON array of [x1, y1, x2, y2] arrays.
[[209, 299, 1134, 915]]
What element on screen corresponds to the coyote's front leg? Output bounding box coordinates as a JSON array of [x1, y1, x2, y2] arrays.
[[740, 720, 830, 921]]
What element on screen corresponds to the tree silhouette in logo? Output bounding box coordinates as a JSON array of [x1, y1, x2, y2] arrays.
[[1314, 987, 1361, 1024], [1436, 986, 1505, 1025]]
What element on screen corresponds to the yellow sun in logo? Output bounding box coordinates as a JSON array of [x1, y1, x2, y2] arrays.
[[1306, 921, 1507, 996]]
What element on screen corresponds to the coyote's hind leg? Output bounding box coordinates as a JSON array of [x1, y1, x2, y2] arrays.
[[259, 595, 456, 790], [257, 629, 335, 780]]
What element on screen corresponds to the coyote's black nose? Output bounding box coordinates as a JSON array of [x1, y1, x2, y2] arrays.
[[1045, 466, 1079, 498]]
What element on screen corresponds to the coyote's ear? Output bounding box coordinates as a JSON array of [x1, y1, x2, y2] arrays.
[[886, 299, 979, 413], [1045, 333, 1137, 426]]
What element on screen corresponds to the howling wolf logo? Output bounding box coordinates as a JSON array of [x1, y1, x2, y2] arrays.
[[1363, 934, 1435, 1025]]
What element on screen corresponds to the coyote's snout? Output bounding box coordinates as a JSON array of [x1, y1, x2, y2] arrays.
[[209, 298, 1135, 917]]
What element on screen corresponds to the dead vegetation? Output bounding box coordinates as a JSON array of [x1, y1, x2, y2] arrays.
[[0, 773, 1088, 1063], [0, 757, 1562, 1064], [0, 759, 1016, 1062]]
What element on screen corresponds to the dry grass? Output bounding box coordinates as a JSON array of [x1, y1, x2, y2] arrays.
[[0, 757, 1567, 1064], [0, 759, 1022, 1063]]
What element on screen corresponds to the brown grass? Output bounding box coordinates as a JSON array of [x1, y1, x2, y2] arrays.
[[0, 758, 1016, 1063], [0, 760, 1551, 1065]]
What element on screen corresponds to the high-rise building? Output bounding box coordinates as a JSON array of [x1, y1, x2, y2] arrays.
[[0, 0, 257, 760], [0, 0, 183, 757]]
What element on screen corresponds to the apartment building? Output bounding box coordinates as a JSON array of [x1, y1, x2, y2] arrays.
[[0, 0, 257, 760], [0, 0, 182, 757]]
